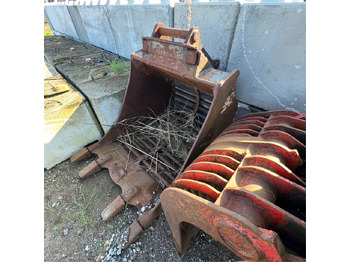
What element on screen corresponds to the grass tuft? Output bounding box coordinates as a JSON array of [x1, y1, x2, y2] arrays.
[[63, 185, 98, 227], [108, 58, 129, 75]]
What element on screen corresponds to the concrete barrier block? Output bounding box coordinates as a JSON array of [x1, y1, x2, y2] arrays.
[[235, 0, 304, 3], [45, 36, 128, 134], [44, 35, 98, 52], [77, 5, 118, 53], [73, 73, 128, 133], [44, 75, 103, 169], [44, 35, 102, 66], [66, 5, 90, 42], [227, 3, 306, 113], [54, 50, 113, 79], [44, 59, 60, 78], [44, 5, 79, 39], [108, 4, 173, 59], [174, 2, 240, 70]]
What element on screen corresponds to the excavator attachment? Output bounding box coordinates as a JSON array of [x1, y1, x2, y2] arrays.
[[161, 110, 306, 261], [71, 23, 239, 248]]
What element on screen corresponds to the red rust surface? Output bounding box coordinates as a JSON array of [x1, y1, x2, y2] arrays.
[[161, 110, 306, 261]]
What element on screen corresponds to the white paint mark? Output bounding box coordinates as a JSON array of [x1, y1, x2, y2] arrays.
[[297, 9, 302, 13], [261, 48, 264, 51], [264, 30, 269, 34], [241, 8, 299, 113], [294, 65, 300, 69]]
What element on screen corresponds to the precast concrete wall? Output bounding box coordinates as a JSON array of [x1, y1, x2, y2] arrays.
[[174, 1, 240, 71], [107, 3, 173, 59], [66, 5, 89, 42], [44, 0, 306, 113], [45, 5, 79, 39], [77, 4, 118, 53], [226, 3, 306, 113]]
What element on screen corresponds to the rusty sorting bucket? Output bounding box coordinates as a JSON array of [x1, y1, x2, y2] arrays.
[[161, 110, 306, 261], [71, 23, 240, 248]]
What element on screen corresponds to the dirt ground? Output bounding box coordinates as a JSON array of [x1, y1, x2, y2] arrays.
[[44, 156, 239, 262]]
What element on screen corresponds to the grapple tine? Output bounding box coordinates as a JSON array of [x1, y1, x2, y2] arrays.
[[121, 221, 143, 250], [192, 154, 240, 170], [71, 142, 100, 162], [262, 124, 306, 144], [242, 155, 305, 186], [118, 203, 162, 249], [161, 110, 306, 261], [270, 115, 306, 128], [71, 147, 92, 162], [221, 128, 260, 137], [185, 161, 235, 180], [78, 160, 101, 179], [260, 130, 306, 159], [231, 117, 267, 126], [101, 195, 126, 221], [172, 179, 221, 200], [179, 171, 228, 189], [226, 123, 263, 132]]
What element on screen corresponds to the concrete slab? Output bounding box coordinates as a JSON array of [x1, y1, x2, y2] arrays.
[[44, 59, 60, 78], [44, 35, 101, 65], [71, 71, 128, 133], [45, 36, 129, 134], [174, 2, 240, 71], [44, 75, 103, 169], [108, 4, 173, 59], [77, 5, 118, 53], [44, 5, 79, 39], [227, 3, 306, 113], [54, 51, 114, 79]]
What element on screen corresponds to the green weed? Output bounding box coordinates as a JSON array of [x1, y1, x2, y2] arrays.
[[63, 185, 98, 227], [44, 205, 54, 212], [108, 58, 129, 75], [118, 220, 127, 229], [124, 202, 128, 215]]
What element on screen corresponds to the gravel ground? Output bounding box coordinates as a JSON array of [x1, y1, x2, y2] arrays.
[[44, 157, 239, 262]]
